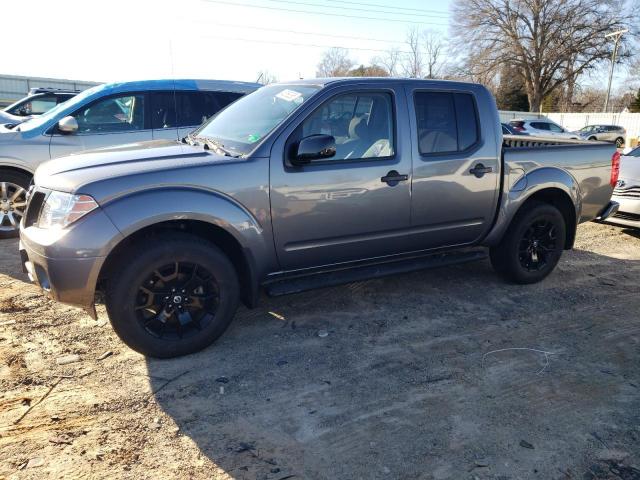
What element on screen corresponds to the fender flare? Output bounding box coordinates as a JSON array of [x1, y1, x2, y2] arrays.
[[483, 167, 580, 247]]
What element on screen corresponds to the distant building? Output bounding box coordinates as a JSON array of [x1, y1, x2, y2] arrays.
[[0, 74, 101, 107]]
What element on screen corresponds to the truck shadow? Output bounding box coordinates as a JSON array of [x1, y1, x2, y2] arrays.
[[145, 248, 640, 479], [0, 238, 28, 282]]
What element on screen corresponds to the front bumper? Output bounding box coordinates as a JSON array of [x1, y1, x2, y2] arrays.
[[604, 195, 640, 228], [19, 208, 124, 319], [20, 239, 103, 319]]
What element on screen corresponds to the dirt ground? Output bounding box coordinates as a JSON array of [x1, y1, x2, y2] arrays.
[[1, 222, 639, 480]]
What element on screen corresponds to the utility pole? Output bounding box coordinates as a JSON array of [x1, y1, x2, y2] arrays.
[[604, 29, 628, 113]]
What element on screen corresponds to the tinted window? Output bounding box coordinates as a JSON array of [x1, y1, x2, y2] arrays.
[[502, 125, 510, 134], [530, 122, 550, 130], [176, 91, 243, 127], [151, 91, 176, 129], [548, 123, 563, 133], [415, 92, 478, 154], [454, 94, 478, 150], [299, 92, 394, 161], [72, 94, 145, 133]]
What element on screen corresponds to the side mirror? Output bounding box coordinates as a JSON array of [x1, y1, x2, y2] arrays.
[[292, 134, 336, 165], [57, 116, 78, 134]]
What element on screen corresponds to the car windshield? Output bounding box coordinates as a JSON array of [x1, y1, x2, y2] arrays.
[[194, 84, 321, 156], [580, 126, 597, 132], [17, 84, 105, 132]]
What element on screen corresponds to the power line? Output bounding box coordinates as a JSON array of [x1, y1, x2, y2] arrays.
[[194, 32, 413, 54], [324, 0, 449, 15], [207, 21, 406, 44], [202, 0, 449, 26], [265, 0, 450, 19]]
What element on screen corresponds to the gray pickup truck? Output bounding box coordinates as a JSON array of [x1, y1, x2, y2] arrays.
[[19, 78, 620, 357]]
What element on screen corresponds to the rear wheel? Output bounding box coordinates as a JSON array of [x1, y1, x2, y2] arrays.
[[105, 234, 240, 358], [490, 201, 566, 284], [615, 137, 624, 148], [0, 169, 31, 239]]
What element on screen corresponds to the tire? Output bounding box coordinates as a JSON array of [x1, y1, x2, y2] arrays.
[[615, 137, 624, 148], [105, 234, 240, 358], [490, 201, 566, 284], [0, 169, 31, 239]]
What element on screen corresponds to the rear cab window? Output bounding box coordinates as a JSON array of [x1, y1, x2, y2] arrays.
[[414, 91, 479, 155]]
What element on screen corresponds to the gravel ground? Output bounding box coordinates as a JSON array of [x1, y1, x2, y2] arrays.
[[1, 222, 639, 480]]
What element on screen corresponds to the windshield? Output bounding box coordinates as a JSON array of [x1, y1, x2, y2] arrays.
[[195, 84, 321, 156], [17, 84, 104, 132], [579, 125, 597, 132]]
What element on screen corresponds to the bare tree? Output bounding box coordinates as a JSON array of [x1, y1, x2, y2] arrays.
[[422, 30, 447, 79], [401, 27, 424, 78], [400, 27, 448, 79], [451, 0, 632, 112], [316, 48, 354, 77], [373, 47, 402, 76], [256, 70, 278, 85]]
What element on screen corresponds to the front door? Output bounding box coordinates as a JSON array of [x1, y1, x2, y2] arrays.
[[270, 86, 412, 271], [49, 92, 152, 159], [404, 87, 500, 250]]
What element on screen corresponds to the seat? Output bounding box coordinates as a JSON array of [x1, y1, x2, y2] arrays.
[[419, 130, 457, 153]]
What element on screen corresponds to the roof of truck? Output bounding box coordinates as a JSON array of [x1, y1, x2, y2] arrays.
[[277, 77, 485, 89]]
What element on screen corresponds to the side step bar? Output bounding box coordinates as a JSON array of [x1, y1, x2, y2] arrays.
[[264, 249, 488, 296]]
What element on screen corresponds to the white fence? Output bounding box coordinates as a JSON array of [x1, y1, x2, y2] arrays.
[[499, 110, 640, 147]]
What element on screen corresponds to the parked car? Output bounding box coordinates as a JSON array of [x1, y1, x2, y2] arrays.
[[508, 119, 580, 139], [0, 79, 259, 237], [20, 78, 619, 357], [0, 88, 79, 127], [501, 122, 529, 135], [606, 146, 640, 228], [576, 124, 626, 148]]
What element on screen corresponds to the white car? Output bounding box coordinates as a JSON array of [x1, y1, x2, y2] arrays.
[[508, 119, 580, 140], [607, 146, 640, 228]]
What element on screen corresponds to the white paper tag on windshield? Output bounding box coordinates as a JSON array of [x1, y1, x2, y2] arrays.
[[276, 89, 302, 102]]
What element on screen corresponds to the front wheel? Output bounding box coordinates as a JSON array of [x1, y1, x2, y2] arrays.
[[490, 201, 566, 284], [0, 169, 31, 239], [105, 234, 240, 358]]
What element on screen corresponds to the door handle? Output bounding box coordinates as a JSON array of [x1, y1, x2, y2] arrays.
[[381, 170, 408, 185], [469, 163, 493, 178]]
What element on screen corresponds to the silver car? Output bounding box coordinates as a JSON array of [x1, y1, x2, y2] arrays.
[[0, 79, 259, 237], [608, 146, 640, 227], [508, 119, 580, 140], [577, 125, 626, 148]]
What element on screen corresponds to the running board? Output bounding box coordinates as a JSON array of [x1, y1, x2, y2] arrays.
[[264, 249, 488, 296]]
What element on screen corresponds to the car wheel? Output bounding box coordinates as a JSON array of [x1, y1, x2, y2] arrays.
[[490, 201, 566, 284], [615, 137, 624, 148], [105, 234, 240, 358], [0, 169, 31, 239]]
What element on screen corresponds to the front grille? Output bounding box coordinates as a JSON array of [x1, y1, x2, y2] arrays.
[[613, 185, 640, 198], [613, 211, 640, 222], [24, 191, 46, 227]]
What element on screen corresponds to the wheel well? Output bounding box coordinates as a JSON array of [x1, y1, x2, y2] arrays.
[[523, 188, 577, 249], [98, 220, 258, 308], [0, 166, 33, 181]]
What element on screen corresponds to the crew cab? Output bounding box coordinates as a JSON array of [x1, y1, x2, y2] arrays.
[[20, 78, 620, 357]]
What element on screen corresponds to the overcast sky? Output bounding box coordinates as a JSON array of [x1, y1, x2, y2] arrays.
[[3, 0, 631, 90]]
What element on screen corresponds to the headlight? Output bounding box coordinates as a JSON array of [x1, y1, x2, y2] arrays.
[[38, 191, 98, 229]]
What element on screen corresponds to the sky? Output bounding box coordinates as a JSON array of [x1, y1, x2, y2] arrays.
[[3, 0, 633, 91], [3, 0, 451, 83]]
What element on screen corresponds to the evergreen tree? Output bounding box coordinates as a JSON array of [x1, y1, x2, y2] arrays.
[[630, 89, 640, 113], [495, 65, 529, 111]]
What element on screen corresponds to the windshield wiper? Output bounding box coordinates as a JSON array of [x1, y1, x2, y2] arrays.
[[197, 136, 240, 158]]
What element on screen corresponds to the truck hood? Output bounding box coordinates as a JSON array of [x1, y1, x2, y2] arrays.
[[34, 140, 241, 201]]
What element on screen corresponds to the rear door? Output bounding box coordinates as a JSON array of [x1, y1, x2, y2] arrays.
[[404, 87, 500, 250], [175, 91, 243, 139], [270, 84, 413, 270], [49, 92, 152, 159], [150, 91, 179, 141]]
